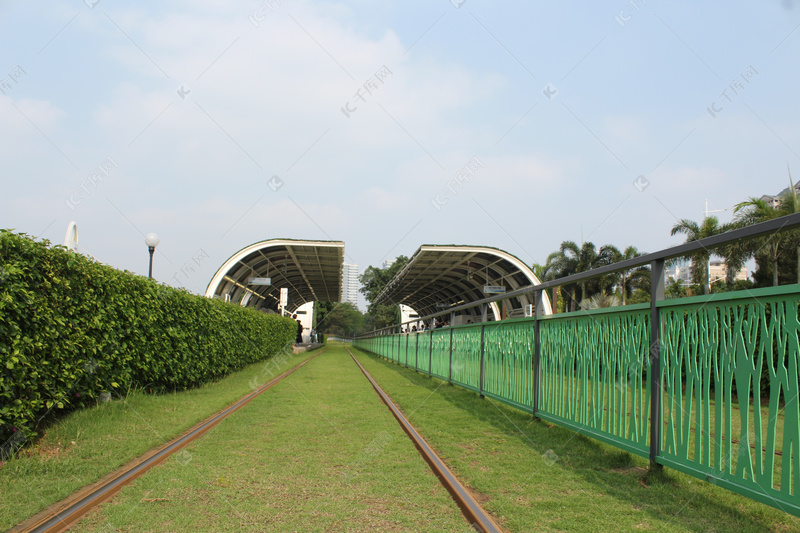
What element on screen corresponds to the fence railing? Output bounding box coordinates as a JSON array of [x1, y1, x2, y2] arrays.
[[354, 212, 800, 517]]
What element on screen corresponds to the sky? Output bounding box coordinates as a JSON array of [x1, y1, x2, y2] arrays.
[[2, 0, 799, 310]]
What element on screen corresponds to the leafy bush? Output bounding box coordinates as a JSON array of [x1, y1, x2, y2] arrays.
[[0, 230, 296, 446]]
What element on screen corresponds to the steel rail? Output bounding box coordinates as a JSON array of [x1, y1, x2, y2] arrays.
[[13, 347, 327, 533], [347, 347, 504, 533]]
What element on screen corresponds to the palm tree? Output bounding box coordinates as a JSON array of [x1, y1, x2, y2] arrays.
[[733, 173, 800, 286], [580, 293, 622, 309], [665, 276, 688, 299], [577, 242, 619, 298], [670, 216, 731, 295], [531, 262, 550, 283], [545, 241, 619, 310], [608, 245, 649, 305], [545, 241, 581, 311]]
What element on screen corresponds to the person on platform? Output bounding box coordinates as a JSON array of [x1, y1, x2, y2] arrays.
[[293, 314, 303, 345]]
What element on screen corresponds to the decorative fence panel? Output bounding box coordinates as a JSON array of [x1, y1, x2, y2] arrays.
[[483, 320, 535, 411], [538, 305, 651, 457], [431, 329, 451, 379], [417, 331, 431, 375], [451, 326, 482, 392], [657, 287, 800, 512]]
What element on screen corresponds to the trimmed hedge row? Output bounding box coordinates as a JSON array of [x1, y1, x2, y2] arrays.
[[0, 230, 297, 444]]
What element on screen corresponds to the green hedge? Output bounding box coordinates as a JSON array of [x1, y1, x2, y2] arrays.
[[0, 230, 296, 445]]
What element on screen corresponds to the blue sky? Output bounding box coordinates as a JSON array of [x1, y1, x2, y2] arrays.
[[2, 1, 799, 309]]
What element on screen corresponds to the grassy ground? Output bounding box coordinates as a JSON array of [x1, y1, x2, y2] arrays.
[[71, 344, 469, 532], [351, 347, 800, 532], [0, 345, 321, 531], [6, 341, 798, 532]]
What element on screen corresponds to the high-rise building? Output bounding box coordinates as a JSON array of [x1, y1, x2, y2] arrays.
[[341, 263, 359, 306], [382, 258, 396, 270]]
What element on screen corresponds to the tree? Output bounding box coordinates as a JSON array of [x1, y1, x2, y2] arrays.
[[665, 277, 687, 299], [580, 292, 621, 309], [733, 177, 800, 287], [544, 241, 581, 312], [314, 302, 364, 336], [544, 241, 619, 311], [359, 256, 410, 330], [670, 216, 732, 295], [607, 245, 649, 305], [531, 262, 550, 283]]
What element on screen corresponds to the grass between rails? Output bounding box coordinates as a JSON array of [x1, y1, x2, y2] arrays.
[[351, 348, 800, 533], [71, 344, 470, 532], [0, 345, 321, 531]]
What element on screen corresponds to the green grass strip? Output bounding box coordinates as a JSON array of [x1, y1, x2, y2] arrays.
[[0, 346, 322, 531], [352, 348, 800, 532], [69, 344, 468, 532]]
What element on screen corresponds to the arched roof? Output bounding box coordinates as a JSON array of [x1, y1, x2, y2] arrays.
[[205, 239, 344, 313], [374, 244, 552, 321]]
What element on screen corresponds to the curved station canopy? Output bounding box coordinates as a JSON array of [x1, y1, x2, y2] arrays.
[[205, 239, 344, 313], [374, 244, 552, 323]]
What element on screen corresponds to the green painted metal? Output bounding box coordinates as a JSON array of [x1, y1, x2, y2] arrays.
[[352, 284, 800, 516], [483, 320, 535, 409], [658, 286, 800, 513], [538, 307, 651, 457], [431, 329, 451, 379], [417, 331, 431, 375], [451, 326, 482, 390]]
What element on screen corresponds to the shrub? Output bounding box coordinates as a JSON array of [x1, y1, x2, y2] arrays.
[[0, 230, 296, 445]]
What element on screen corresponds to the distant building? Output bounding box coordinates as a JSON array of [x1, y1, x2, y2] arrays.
[[341, 263, 359, 307], [665, 259, 693, 285], [666, 258, 748, 285], [382, 258, 396, 270], [762, 183, 800, 210], [776, 182, 800, 199], [709, 259, 748, 284], [761, 194, 781, 209]]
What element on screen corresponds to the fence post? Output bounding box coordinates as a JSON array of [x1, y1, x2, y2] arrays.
[[649, 259, 665, 470], [479, 304, 486, 398], [429, 327, 433, 376], [448, 324, 454, 383], [448, 311, 456, 382], [415, 331, 419, 371], [405, 332, 409, 367], [533, 290, 541, 416]]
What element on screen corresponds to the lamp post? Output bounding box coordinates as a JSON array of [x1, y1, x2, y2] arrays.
[[145, 233, 159, 279]]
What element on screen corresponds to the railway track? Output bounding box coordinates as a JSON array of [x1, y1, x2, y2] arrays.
[[13, 345, 503, 532], [346, 347, 504, 533], [12, 348, 327, 533]]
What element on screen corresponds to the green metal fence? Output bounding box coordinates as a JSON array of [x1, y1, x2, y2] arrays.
[[451, 326, 482, 392], [538, 304, 651, 457], [354, 284, 800, 517], [656, 286, 800, 513], [483, 320, 535, 411]]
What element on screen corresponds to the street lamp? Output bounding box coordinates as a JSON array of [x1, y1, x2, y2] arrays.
[[145, 233, 159, 279]]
